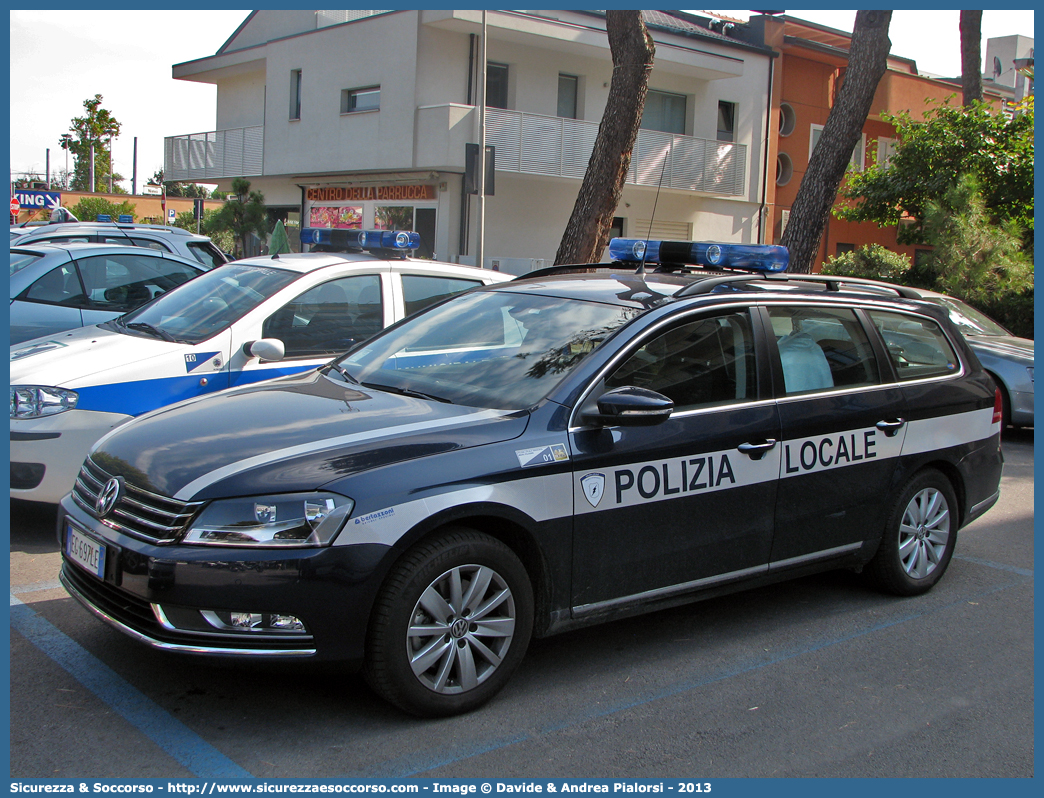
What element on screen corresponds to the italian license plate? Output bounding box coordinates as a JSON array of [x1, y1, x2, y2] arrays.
[[66, 524, 106, 580]]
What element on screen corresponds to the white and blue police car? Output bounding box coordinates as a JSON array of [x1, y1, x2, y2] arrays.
[[11, 229, 509, 503], [56, 239, 1003, 717]]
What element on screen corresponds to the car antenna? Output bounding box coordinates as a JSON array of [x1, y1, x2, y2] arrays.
[[636, 145, 670, 276]]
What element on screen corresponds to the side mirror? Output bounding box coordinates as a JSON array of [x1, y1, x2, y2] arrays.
[[242, 338, 285, 362], [584, 386, 674, 427]]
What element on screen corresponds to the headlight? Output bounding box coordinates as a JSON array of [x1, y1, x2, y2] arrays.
[[10, 385, 78, 419], [183, 492, 354, 547]]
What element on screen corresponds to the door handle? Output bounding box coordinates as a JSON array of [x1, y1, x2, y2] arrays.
[[876, 418, 906, 437], [737, 439, 778, 460]]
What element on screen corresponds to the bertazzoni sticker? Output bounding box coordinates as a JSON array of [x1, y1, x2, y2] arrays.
[[516, 443, 570, 468]]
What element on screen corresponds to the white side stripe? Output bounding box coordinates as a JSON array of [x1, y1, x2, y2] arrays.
[[902, 406, 999, 455], [174, 409, 509, 500], [333, 473, 574, 546]]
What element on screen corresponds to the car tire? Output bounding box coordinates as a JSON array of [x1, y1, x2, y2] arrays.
[[364, 527, 534, 717], [866, 469, 958, 596]]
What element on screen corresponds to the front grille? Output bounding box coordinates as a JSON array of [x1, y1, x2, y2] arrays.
[[62, 559, 156, 631], [71, 456, 204, 544]]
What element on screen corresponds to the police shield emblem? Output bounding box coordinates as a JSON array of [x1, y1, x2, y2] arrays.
[[580, 472, 606, 508]]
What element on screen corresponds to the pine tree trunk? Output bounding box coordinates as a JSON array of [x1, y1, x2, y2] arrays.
[[554, 11, 655, 265], [781, 10, 892, 274], [960, 11, 983, 106]]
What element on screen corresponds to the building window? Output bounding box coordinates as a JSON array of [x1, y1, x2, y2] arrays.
[[486, 62, 509, 109], [778, 102, 796, 136], [341, 86, 380, 114], [835, 243, 855, 257], [290, 69, 302, 120], [610, 217, 624, 239], [641, 90, 686, 135], [558, 74, 578, 119], [876, 136, 897, 167], [717, 101, 736, 142], [776, 152, 793, 186], [810, 124, 865, 170]]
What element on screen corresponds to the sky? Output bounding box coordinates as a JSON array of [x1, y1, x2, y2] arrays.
[[8, 8, 1036, 187]]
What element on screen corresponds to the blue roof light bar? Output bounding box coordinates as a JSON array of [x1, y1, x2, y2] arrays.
[[609, 238, 789, 273], [300, 228, 420, 253]]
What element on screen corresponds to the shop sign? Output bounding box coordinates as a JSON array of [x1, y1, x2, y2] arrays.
[[306, 185, 436, 202]]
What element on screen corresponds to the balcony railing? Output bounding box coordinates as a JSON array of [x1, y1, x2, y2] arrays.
[[485, 108, 747, 196], [164, 127, 263, 182], [165, 111, 747, 195]]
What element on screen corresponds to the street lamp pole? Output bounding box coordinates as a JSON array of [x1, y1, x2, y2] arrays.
[[60, 134, 72, 190]]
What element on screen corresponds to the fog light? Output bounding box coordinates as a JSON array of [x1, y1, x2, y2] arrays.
[[198, 609, 309, 635], [270, 615, 306, 631]]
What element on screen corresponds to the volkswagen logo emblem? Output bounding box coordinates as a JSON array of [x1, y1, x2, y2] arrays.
[[95, 477, 122, 518]]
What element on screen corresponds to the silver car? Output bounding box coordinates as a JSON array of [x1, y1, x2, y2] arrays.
[[914, 290, 1033, 428], [10, 221, 229, 270], [10, 243, 204, 344]]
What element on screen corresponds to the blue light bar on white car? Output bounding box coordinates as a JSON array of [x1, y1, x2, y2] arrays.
[[300, 227, 420, 252], [608, 238, 789, 273]]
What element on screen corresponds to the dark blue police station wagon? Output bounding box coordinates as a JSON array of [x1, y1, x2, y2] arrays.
[[58, 237, 1003, 716]]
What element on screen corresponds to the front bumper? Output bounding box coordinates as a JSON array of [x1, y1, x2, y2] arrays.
[[57, 495, 392, 664], [11, 409, 130, 503]]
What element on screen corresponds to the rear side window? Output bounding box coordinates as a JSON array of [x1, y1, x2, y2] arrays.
[[128, 237, 171, 253], [866, 310, 960, 381], [401, 274, 482, 316], [186, 241, 228, 269], [767, 306, 880, 395], [34, 235, 91, 245], [10, 250, 43, 276]]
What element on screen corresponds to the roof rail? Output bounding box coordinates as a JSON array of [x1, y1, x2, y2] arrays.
[[780, 274, 923, 299], [518, 263, 612, 280], [674, 272, 922, 299]]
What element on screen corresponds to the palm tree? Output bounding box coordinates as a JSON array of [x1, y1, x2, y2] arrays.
[[554, 11, 655, 265], [780, 10, 893, 273], [960, 11, 983, 106]]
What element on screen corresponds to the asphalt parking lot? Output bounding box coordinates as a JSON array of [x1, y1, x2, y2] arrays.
[[9, 429, 1033, 779]]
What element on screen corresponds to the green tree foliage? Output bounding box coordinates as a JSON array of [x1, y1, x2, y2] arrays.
[[172, 208, 234, 254], [821, 174, 1034, 339], [821, 244, 912, 282], [206, 177, 268, 257], [150, 170, 211, 198], [921, 173, 1032, 310], [68, 196, 137, 223], [838, 100, 1034, 246], [63, 95, 126, 193]]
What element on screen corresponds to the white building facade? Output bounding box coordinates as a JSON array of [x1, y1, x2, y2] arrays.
[[167, 9, 776, 271]]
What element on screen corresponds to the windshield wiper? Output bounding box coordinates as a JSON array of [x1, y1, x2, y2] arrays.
[[123, 322, 178, 343], [362, 381, 453, 404], [322, 362, 361, 385]]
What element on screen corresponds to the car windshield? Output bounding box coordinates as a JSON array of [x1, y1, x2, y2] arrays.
[[923, 295, 1011, 337], [108, 262, 299, 344], [338, 290, 640, 410], [10, 250, 43, 276]]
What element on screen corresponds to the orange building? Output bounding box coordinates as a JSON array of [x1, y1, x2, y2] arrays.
[[13, 190, 224, 227], [744, 13, 1009, 271]]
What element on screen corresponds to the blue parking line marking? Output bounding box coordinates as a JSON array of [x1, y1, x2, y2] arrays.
[[953, 554, 1034, 577], [9, 598, 254, 779], [360, 576, 1032, 778]]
